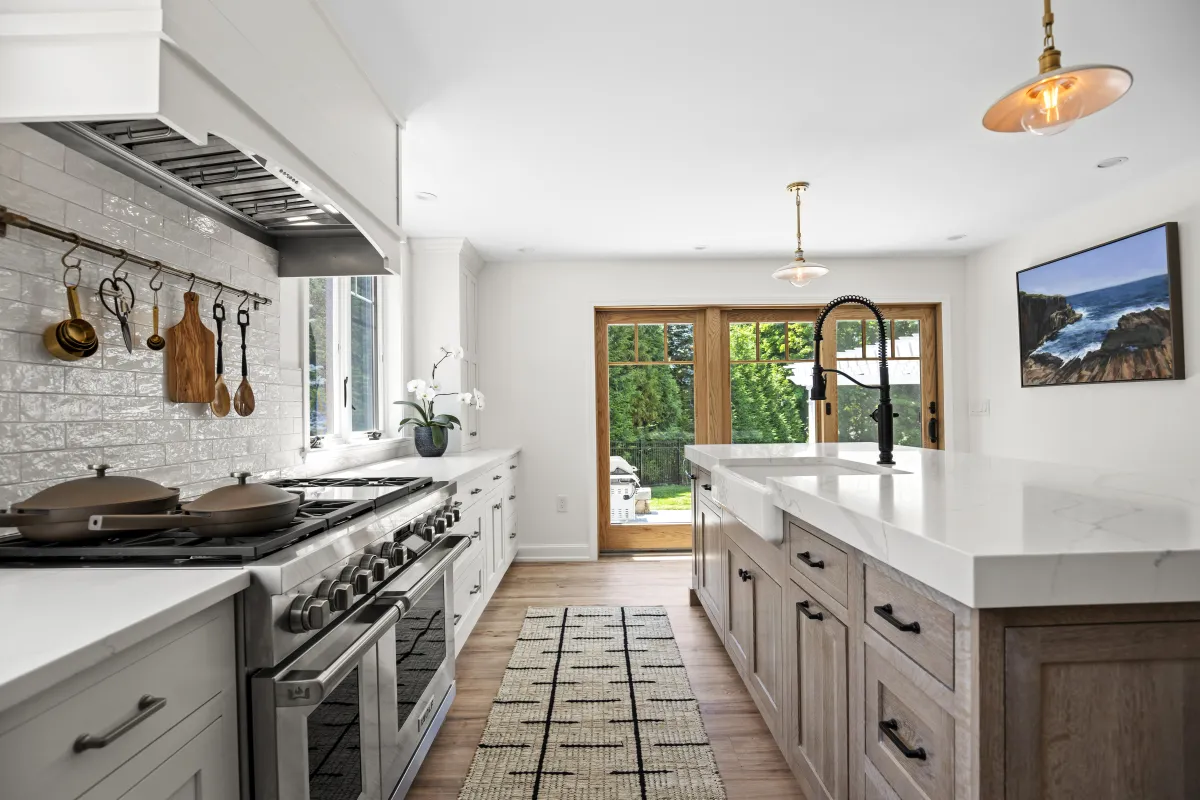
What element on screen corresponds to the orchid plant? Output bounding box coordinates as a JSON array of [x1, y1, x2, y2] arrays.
[[395, 345, 485, 448]]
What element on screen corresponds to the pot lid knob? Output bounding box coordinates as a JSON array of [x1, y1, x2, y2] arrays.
[[87, 464, 110, 477], [230, 471, 251, 485]]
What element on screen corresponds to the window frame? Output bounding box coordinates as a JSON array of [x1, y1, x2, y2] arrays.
[[305, 275, 386, 446]]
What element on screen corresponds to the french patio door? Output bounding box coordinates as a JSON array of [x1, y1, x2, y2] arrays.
[[595, 304, 941, 552]]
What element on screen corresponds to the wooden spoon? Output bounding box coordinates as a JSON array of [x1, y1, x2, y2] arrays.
[[233, 306, 255, 416], [210, 301, 231, 417]]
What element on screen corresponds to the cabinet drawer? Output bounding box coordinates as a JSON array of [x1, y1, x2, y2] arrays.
[[864, 565, 955, 688], [788, 522, 848, 609], [0, 607, 234, 800], [453, 549, 486, 629], [695, 468, 713, 500], [864, 645, 954, 800]]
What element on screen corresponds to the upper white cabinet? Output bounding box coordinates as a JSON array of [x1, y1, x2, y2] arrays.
[[409, 239, 485, 452]]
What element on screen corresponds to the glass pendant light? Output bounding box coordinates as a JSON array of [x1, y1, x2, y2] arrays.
[[983, 0, 1132, 135], [772, 182, 828, 287]]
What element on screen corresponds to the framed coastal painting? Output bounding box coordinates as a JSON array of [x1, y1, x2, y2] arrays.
[[1017, 222, 1183, 387]]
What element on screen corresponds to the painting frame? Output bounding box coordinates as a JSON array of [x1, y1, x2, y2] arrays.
[[1016, 222, 1183, 388]]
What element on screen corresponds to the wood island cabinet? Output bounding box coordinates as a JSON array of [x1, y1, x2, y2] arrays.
[[690, 499, 1200, 800]]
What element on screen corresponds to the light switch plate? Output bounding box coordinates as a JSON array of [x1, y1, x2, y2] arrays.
[[970, 399, 991, 416]]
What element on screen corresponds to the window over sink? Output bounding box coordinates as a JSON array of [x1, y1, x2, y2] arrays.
[[307, 276, 384, 445]]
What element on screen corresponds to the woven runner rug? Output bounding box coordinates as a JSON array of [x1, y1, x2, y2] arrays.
[[458, 606, 727, 800]]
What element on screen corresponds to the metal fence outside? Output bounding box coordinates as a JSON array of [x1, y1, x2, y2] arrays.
[[610, 439, 692, 486]]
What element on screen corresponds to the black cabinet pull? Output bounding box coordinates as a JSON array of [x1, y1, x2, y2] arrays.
[[797, 600, 824, 621], [737, 568, 752, 582], [74, 695, 167, 752], [688, 473, 698, 481], [470, 584, 481, 595], [796, 551, 825, 569], [874, 603, 921, 633], [879, 719, 926, 760], [470, 488, 482, 495], [454, 614, 462, 624], [509, 464, 517, 469], [701, 483, 712, 491]]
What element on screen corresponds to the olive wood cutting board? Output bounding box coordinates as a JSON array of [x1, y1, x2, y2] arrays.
[[166, 291, 216, 403]]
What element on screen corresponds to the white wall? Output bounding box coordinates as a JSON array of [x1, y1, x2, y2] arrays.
[[479, 256, 967, 560], [966, 160, 1200, 473]]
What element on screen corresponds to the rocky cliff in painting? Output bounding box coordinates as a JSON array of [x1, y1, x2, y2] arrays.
[[1022, 307, 1175, 385], [1018, 292, 1083, 360]]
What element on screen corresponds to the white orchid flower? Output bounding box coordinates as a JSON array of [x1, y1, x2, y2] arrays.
[[416, 386, 437, 402], [473, 388, 486, 411], [407, 378, 427, 393], [458, 392, 474, 404], [453, 346, 465, 359]]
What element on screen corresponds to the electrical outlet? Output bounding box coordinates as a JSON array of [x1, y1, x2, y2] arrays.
[[555, 495, 568, 513]]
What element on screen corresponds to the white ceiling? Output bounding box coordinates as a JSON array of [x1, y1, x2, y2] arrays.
[[321, 0, 1200, 260]]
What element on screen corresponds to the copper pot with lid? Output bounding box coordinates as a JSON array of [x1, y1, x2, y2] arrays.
[[0, 464, 180, 542], [89, 472, 304, 537]]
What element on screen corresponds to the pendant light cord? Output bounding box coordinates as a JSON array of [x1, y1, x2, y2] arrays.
[[794, 185, 804, 258], [1042, 0, 1055, 51]]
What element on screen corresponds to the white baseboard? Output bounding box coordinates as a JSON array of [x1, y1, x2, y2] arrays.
[[515, 544, 593, 561]]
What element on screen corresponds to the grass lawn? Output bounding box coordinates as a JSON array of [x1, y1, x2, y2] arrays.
[[647, 484, 692, 512]]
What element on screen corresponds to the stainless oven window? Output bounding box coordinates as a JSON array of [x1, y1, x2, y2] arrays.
[[307, 664, 365, 799], [394, 577, 448, 728]]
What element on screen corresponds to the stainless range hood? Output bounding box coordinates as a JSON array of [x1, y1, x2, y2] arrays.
[[32, 121, 390, 277]]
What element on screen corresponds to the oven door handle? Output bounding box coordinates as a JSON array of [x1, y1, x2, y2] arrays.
[[270, 602, 401, 708], [379, 534, 471, 612]]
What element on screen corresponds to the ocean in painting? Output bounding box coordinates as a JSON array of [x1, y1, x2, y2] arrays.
[[1033, 273, 1170, 361]]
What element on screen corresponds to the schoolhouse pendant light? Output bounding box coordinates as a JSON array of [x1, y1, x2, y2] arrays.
[[772, 182, 828, 288], [983, 0, 1132, 136]]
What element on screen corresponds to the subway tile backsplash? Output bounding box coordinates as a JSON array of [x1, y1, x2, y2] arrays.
[[0, 124, 402, 511]]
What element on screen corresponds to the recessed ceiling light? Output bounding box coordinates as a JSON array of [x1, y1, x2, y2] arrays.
[[415, 191, 438, 201], [694, 245, 708, 251], [286, 215, 310, 222], [1096, 156, 1129, 169], [947, 234, 967, 241], [323, 203, 339, 214], [291, 220, 320, 226], [517, 247, 534, 254]]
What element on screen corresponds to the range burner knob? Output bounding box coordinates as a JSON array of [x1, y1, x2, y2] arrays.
[[434, 515, 447, 535], [421, 522, 436, 538], [359, 555, 388, 581], [451, 508, 461, 523], [377, 541, 404, 566], [288, 596, 331, 633], [339, 566, 371, 594], [316, 579, 355, 611]]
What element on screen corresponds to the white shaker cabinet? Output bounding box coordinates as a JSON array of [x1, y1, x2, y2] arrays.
[[409, 239, 486, 452]]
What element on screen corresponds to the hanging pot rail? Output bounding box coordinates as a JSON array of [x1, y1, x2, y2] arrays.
[[0, 205, 273, 308]]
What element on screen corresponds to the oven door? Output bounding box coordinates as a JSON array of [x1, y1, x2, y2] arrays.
[[378, 534, 470, 798], [252, 599, 399, 800]]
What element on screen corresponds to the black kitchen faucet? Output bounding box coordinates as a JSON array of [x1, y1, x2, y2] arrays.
[[810, 295, 896, 465]]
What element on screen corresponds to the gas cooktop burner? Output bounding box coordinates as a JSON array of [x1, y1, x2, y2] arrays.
[[0, 497, 375, 563], [269, 476, 430, 488]]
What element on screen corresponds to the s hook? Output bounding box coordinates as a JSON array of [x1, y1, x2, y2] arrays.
[[187, 273, 197, 293], [60, 236, 83, 288], [148, 261, 165, 293], [112, 250, 130, 282]]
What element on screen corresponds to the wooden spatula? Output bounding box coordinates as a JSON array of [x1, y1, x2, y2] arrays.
[[233, 306, 255, 416]]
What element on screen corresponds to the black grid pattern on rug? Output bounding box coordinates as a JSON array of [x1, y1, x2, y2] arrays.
[[457, 606, 727, 800]]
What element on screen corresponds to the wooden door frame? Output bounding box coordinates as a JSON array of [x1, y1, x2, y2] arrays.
[[595, 307, 710, 551], [595, 303, 944, 552]]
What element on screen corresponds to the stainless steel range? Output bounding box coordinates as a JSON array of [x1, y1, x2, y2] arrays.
[[0, 473, 468, 800]]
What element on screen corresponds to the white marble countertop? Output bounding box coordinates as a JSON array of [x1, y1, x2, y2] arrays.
[[686, 442, 1200, 609], [328, 447, 520, 486], [0, 447, 520, 715], [0, 568, 248, 715]]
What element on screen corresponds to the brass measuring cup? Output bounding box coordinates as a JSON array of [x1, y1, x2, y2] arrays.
[[43, 239, 99, 361]]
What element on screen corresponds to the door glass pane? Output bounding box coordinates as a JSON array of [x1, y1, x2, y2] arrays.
[[667, 323, 694, 360], [729, 319, 813, 444], [349, 277, 377, 431], [637, 323, 665, 362], [608, 324, 635, 361], [608, 341, 694, 527], [307, 665, 363, 798], [307, 278, 332, 436], [837, 318, 923, 447]]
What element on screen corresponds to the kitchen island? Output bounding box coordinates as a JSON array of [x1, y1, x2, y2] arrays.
[[684, 442, 1200, 800]]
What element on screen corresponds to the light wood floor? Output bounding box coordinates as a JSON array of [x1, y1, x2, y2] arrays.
[[407, 556, 807, 799]]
